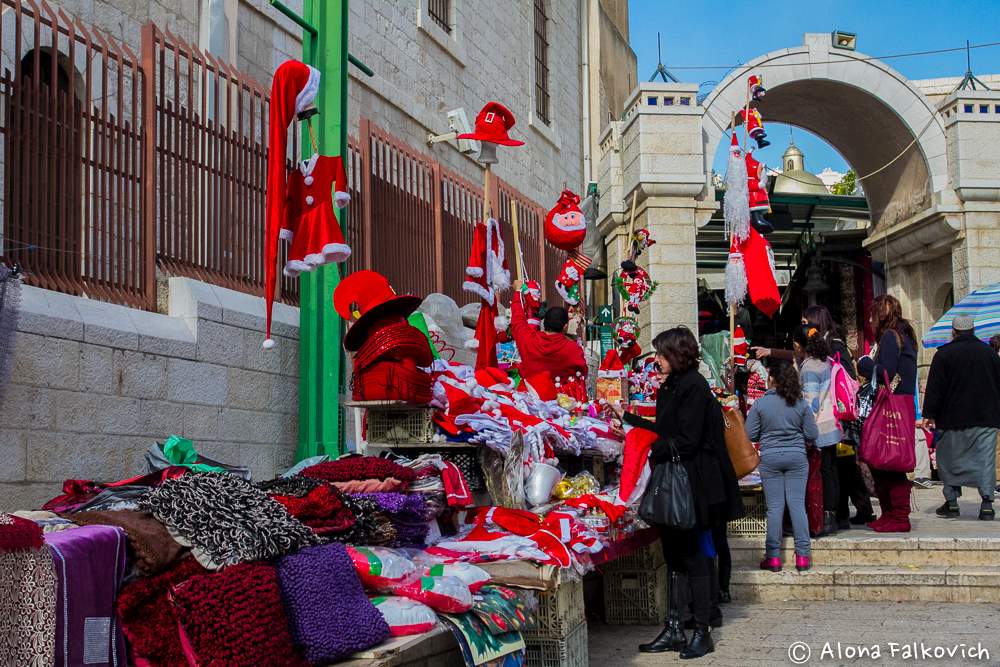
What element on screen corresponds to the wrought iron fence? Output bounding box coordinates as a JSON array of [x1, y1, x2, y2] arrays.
[[0, 0, 563, 313]]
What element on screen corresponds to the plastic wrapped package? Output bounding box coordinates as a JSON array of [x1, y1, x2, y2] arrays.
[[424, 562, 490, 593], [371, 596, 438, 636], [394, 575, 473, 614], [346, 546, 418, 592]]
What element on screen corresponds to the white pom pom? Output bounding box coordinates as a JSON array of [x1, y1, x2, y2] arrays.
[[262, 338, 276, 349]]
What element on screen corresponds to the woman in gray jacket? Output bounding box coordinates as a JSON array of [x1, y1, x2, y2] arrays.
[[745, 362, 819, 572]]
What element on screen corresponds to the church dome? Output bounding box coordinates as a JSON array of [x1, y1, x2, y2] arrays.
[[773, 141, 829, 195]]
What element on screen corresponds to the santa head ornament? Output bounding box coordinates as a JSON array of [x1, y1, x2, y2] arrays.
[[544, 190, 587, 251], [457, 102, 524, 147], [263, 59, 321, 349]]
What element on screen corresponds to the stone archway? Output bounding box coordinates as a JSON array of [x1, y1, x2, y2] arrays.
[[700, 33, 948, 230]]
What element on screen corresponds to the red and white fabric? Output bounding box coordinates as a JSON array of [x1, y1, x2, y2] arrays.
[[280, 154, 351, 277], [615, 427, 658, 506], [737, 227, 780, 318], [464, 218, 510, 369], [746, 152, 770, 213]]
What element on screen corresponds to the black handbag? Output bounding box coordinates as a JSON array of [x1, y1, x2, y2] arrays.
[[638, 442, 697, 529]]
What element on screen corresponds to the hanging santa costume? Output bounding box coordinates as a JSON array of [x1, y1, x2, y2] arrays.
[[263, 59, 351, 349], [738, 227, 781, 317], [463, 217, 510, 369]]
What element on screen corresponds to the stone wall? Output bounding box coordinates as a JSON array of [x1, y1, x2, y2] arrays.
[[0, 278, 300, 512]]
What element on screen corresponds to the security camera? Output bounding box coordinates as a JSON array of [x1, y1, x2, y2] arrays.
[[427, 107, 478, 154]]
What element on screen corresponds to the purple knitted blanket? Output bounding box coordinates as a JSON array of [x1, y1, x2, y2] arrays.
[[278, 543, 389, 663]]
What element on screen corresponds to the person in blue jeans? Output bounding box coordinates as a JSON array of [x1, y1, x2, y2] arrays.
[[745, 362, 819, 572]]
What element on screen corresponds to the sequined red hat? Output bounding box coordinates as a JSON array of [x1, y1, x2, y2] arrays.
[[334, 270, 422, 351]]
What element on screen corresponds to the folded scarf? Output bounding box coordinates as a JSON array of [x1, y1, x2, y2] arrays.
[[327, 496, 397, 547], [170, 562, 308, 667], [332, 477, 407, 493], [64, 510, 185, 576], [271, 485, 357, 537], [142, 474, 320, 570], [301, 457, 416, 486], [116, 556, 206, 667], [257, 476, 322, 497], [350, 492, 431, 519], [278, 544, 389, 663]]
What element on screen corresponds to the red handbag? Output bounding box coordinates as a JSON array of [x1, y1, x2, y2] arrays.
[[859, 372, 916, 472]]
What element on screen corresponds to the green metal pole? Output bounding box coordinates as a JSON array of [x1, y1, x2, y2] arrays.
[[295, 0, 348, 461]]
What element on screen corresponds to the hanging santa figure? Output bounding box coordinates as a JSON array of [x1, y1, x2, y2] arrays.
[[737, 105, 770, 150], [544, 190, 588, 251], [746, 149, 773, 235], [615, 317, 642, 365], [630, 228, 656, 259], [262, 59, 351, 349], [554, 253, 591, 306], [615, 261, 657, 315], [520, 280, 543, 328], [748, 74, 767, 101]]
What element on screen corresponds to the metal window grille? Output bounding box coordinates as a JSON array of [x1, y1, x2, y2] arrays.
[[533, 0, 550, 125], [427, 0, 451, 34]]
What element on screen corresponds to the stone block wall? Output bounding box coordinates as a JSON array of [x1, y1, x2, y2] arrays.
[[0, 278, 300, 512]]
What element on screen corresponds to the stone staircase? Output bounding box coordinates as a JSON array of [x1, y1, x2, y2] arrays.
[[727, 489, 1000, 603]]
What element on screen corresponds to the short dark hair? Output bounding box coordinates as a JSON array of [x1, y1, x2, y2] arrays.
[[652, 326, 700, 374], [793, 323, 830, 360], [543, 306, 569, 333], [802, 305, 840, 339], [769, 361, 802, 407]]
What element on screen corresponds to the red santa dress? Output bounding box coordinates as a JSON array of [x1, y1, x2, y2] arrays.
[[745, 153, 770, 213], [280, 153, 351, 277]]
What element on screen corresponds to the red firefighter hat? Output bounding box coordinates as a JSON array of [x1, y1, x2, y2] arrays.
[[263, 59, 321, 349], [334, 270, 422, 351], [457, 102, 524, 146]]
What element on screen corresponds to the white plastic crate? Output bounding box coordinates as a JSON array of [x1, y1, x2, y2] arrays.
[[525, 578, 585, 639], [524, 619, 588, 667], [603, 564, 667, 625], [728, 491, 767, 537], [365, 406, 435, 444], [604, 540, 664, 572]]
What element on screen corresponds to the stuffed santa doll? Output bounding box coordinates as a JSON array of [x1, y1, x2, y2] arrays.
[[748, 74, 766, 101], [746, 150, 773, 235], [615, 317, 642, 364], [262, 59, 351, 349], [555, 252, 591, 306], [630, 228, 655, 258], [521, 280, 542, 328], [732, 325, 748, 368], [737, 106, 770, 149]]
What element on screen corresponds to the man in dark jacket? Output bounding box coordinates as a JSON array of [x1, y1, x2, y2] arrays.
[[921, 316, 1000, 521]]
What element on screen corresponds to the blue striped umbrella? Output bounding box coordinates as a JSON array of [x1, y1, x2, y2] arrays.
[[922, 282, 1000, 348]]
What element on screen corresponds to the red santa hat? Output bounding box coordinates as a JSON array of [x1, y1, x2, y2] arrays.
[[263, 59, 321, 349], [598, 349, 626, 378], [522, 371, 559, 402], [544, 190, 587, 251], [475, 367, 515, 392]]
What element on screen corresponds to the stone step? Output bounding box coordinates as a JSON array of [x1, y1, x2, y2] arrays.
[[730, 565, 1000, 603], [728, 535, 1000, 568]]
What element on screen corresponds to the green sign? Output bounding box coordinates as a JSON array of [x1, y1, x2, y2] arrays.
[[599, 325, 614, 358], [596, 304, 614, 325]]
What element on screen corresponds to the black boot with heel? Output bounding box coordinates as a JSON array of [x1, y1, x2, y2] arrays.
[[639, 570, 687, 653]]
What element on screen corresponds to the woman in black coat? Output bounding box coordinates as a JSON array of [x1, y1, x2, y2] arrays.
[[613, 326, 743, 660]]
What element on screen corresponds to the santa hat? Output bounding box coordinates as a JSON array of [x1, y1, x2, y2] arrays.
[[615, 426, 657, 506], [522, 371, 559, 402], [263, 59, 321, 349], [475, 367, 515, 392], [598, 349, 625, 378], [544, 190, 587, 251], [733, 325, 748, 367]]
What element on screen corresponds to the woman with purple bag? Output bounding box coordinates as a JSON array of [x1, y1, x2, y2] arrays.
[[858, 295, 918, 533]]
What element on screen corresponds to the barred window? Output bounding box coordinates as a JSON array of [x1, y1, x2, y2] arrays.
[[533, 0, 550, 125], [428, 0, 451, 34]]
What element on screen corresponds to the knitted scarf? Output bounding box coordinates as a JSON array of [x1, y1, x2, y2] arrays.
[[301, 457, 417, 486], [64, 510, 185, 576], [142, 473, 320, 570]]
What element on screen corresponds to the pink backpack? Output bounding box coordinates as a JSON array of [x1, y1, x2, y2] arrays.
[[830, 352, 860, 422]]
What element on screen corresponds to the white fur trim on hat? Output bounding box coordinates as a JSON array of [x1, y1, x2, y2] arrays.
[[262, 338, 276, 349], [295, 65, 321, 114], [334, 191, 351, 208], [279, 228, 294, 242], [466, 267, 484, 278]]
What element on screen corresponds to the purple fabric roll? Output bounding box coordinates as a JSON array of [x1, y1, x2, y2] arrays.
[[350, 492, 429, 519], [46, 525, 128, 667], [278, 543, 389, 663]]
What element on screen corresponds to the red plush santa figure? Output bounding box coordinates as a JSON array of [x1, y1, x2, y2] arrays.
[[263, 59, 352, 349], [732, 325, 748, 367], [554, 252, 591, 306], [521, 280, 542, 328], [463, 218, 510, 369], [737, 227, 780, 318], [737, 106, 770, 149], [544, 190, 587, 251], [746, 151, 773, 235], [615, 317, 641, 364], [616, 263, 656, 315], [748, 74, 766, 101]]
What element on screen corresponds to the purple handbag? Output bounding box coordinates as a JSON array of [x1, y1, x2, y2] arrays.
[[859, 372, 916, 472]]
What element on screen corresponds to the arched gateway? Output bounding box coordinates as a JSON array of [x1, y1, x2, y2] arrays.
[[597, 33, 1000, 360]]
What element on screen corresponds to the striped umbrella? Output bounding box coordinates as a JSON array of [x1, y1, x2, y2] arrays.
[[922, 282, 1000, 348]]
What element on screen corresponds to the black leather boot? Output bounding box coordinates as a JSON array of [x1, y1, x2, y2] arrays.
[[680, 628, 715, 660], [750, 210, 773, 235], [822, 511, 838, 536], [640, 570, 687, 653]]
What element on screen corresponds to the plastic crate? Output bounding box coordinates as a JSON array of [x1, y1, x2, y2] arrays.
[[728, 491, 767, 537], [524, 579, 585, 639], [365, 407, 435, 444], [603, 565, 667, 625], [604, 540, 664, 572], [524, 619, 588, 667]]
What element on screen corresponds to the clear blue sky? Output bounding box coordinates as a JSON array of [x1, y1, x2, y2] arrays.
[[628, 0, 1000, 176]]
